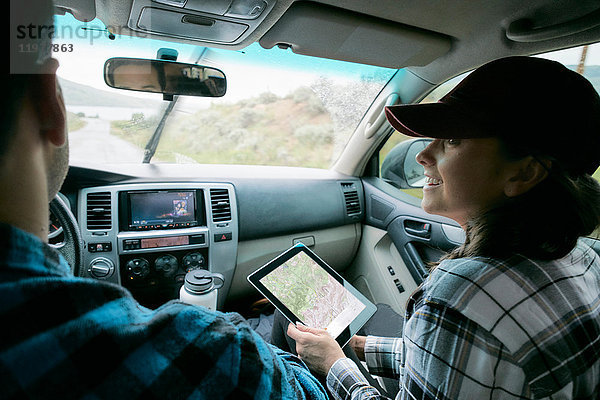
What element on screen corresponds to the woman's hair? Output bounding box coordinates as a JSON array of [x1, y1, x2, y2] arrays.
[[442, 140, 600, 262]]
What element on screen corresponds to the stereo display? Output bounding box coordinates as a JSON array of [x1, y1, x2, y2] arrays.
[[121, 190, 204, 231]]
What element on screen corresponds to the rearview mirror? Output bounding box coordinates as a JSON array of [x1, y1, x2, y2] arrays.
[[104, 58, 227, 97], [381, 138, 432, 189]]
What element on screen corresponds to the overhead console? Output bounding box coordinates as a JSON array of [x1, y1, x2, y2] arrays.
[[78, 183, 238, 309], [127, 0, 276, 44]]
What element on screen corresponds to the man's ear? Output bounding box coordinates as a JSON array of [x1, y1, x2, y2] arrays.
[[32, 58, 67, 147], [504, 156, 550, 197]]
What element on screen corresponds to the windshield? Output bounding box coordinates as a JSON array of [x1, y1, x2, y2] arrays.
[[53, 15, 395, 167]]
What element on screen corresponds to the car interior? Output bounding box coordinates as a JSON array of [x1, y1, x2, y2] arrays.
[[45, 0, 600, 395]]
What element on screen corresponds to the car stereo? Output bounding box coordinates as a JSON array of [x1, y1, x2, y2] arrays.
[[80, 183, 237, 309], [119, 189, 205, 231]]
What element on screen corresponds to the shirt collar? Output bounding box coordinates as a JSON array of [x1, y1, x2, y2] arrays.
[[0, 223, 71, 280]]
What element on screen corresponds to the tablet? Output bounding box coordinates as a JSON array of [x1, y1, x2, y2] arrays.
[[247, 243, 377, 347]]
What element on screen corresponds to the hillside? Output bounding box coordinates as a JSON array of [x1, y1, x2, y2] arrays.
[[109, 79, 386, 168], [59, 77, 161, 108], [106, 66, 600, 170]]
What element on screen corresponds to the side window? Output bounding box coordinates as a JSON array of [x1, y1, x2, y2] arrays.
[[379, 44, 600, 203]]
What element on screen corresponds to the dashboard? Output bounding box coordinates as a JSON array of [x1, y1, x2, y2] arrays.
[[65, 163, 365, 310], [79, 183, 238, 309]]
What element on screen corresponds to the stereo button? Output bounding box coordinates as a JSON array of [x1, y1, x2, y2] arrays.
[[190, 234, 205, 245], [123, 239, 141, 250], [88, 242, 112, 253]]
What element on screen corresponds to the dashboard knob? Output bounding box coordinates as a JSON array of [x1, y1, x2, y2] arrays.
[[89, 257, 115, 279], [155, 254, 178, 278], [126, 258, 150, 281], [182, 252, 206, 272]]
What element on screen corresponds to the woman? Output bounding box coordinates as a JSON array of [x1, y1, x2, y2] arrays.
[[286, 56, 600, 399]]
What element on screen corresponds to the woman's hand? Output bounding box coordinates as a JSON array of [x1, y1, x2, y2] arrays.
[[287, 323, 346, 376]]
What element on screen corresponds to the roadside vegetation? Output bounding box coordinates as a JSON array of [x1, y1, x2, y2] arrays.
[[110, 76, 384, 168], [111, 112, 158, 149], [67, 112, 87, 132]]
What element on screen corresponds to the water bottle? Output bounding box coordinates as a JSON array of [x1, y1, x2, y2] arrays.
[[179, 270, 225, 310]]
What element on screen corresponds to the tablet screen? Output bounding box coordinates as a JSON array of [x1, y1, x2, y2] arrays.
[[259, 251, 366, 338], [248, 244, 376, 345]]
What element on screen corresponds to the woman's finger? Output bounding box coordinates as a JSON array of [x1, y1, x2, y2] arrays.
[[295, 322, 327, 335], [287, 322, 300, 339], [286, 322, 346, 376], [287, 322, 327, 341]]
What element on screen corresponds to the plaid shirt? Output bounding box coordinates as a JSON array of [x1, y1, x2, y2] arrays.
[[0, 224, 328, 399], [327, 240, 600, 399]]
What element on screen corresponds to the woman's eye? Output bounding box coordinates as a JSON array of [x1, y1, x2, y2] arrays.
[[446, 139, 461, 146]]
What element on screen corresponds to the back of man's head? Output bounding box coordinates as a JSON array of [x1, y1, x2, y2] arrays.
[[6, 0, 55, 155]]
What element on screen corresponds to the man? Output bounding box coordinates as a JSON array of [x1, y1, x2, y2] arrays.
[[1, 1, 327, 398]]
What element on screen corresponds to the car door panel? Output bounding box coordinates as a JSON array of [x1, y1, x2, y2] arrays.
[[344, 224, 418, 315]]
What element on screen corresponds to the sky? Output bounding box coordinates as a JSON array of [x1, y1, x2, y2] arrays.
[[538, 44, 600, 65]]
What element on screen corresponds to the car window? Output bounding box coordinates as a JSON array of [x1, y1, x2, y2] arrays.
[[380, 43, 600, 201], [55, 14, 395, 167]]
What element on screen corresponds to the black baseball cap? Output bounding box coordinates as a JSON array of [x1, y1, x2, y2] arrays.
[[385, 56, 600, 176]]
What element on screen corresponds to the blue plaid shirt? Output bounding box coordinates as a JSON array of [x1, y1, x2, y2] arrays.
[[327, 241, 600, 399], [0, 223, 328, 399]]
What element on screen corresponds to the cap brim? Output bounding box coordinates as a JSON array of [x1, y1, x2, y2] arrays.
[[385, 103, 486, 139]]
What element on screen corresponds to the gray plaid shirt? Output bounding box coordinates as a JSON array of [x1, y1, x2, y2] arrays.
[[327, 240, 600, 399]]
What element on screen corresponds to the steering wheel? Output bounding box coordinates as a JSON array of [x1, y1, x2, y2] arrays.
[[49, 194, 84, 276]]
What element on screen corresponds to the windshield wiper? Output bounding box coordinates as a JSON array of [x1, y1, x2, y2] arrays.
[[142, 47, 210, 163], [142, 95, 178, 163]]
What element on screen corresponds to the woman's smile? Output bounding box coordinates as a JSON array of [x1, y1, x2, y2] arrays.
[[424, 175, 443, 188], [416, 138, 517, 227]]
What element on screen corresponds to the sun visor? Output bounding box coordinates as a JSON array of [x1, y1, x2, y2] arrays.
[[259, 1, 451, 69], [54, 0, 96, 22]]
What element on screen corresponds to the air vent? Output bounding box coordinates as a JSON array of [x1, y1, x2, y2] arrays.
[[341, 183, 361, 216], [210, 188, 232, 222], [86, 192, 112, 230]]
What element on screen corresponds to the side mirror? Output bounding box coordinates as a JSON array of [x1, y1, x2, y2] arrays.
[[104, 58, 227, 97], [381, 138, 432, 189]]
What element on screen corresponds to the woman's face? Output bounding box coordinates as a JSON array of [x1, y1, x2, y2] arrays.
[[416, 138, 517, 228]]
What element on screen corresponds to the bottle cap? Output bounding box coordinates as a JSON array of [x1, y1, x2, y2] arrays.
[[183, 270, 225, 294], [184, 270, 214, 294]]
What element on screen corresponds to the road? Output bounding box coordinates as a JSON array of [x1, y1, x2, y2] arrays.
[[68, 117, 145, 164]]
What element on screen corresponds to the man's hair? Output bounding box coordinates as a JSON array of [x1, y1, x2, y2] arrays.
[[4, 0, 55, 156]]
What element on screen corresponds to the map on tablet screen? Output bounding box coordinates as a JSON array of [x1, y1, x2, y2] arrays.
[[256, 248, 368, 339]]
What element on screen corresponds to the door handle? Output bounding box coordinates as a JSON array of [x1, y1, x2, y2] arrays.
[[404, 221, 431, 239]]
